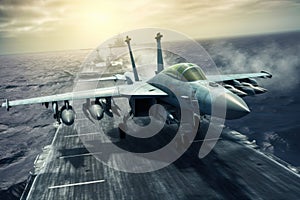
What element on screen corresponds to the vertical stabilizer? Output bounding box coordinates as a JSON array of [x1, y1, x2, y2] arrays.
[[125, 36, 139, 81], [155, 32, 164, 74]]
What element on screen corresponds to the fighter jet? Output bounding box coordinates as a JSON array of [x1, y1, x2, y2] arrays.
[[1, 33, 272, 138]]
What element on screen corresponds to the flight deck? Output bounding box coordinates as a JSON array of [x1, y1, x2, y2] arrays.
[[21, 116, 300, 200], [21, 73, 300, 200], [8, 31, 300, 199]]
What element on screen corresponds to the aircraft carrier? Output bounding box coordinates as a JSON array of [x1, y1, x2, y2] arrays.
[[17, 35, 300, 199], [0, 31, 297, 199], [19, 108, 300, 199]]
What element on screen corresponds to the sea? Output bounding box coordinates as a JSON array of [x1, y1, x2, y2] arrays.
[[0, 31, 299, 199]]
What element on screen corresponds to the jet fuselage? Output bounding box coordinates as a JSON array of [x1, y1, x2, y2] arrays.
[[148, 63, 250, 120]]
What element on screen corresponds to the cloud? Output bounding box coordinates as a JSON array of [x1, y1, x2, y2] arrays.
[[0, 6, 46, 20], [0, 1, 65, 37], [0, 0, 38, 6], [1, 0, 300, 37], [0, 0, 300, 53], [205, 37, 300, 92]]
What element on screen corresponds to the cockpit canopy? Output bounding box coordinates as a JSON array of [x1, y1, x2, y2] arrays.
[[163, 63, 207, 82]]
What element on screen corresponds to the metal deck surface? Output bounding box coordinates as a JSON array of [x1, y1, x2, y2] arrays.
[[22, 77, 300, 200], [23, 119, 300, 199]]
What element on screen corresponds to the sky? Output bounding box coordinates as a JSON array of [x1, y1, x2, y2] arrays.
[[0, 0, 300, 54]]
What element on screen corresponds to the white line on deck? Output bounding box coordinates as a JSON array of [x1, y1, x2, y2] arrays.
[[59, 152, 102, 159], [75, 118, 88, 121], [65, 132, 100, 138], [49, 180, 105, 189], [193, 138, 222, 143]]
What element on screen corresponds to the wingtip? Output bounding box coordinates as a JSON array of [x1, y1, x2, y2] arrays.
[[260, 70, 272, 78], [1, 99, 10, 111]]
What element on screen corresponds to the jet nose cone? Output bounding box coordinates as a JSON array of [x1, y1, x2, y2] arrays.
[[224, 93, 250, 119]]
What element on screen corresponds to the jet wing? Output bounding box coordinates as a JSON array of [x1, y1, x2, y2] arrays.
[[206, 71, 272, 82], [1, 82, 167, 109]]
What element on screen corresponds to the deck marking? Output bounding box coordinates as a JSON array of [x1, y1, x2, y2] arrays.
[[59, 152, 102, 159], [65, 132, 100, 138], [193, 138, 222, 143], [49, 180, 105, 189]]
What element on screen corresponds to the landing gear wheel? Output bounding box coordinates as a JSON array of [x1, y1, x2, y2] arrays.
[[118, 123, 127, 139]]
